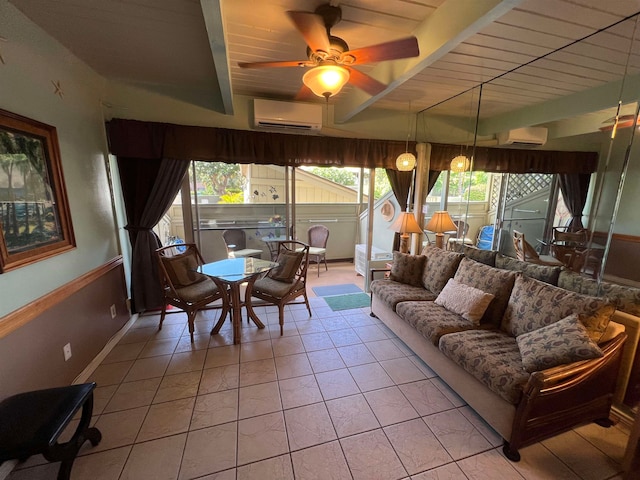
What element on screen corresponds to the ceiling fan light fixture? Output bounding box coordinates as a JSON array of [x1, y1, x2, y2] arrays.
[[303, 65, 350, 98], [396, 152, 416, 171]]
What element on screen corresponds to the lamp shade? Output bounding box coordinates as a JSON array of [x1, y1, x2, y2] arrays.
[[390, 212, 423, 235], [425, 211, 457, 234], [303, 65, 350, 98], [396, 152, 416, 171], [450, 155, 470, 173]]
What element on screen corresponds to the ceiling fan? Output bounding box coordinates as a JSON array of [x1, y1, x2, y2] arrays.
[[238, 3, 420, 99]]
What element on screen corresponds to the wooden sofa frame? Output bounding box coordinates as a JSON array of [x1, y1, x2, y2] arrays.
[[370, 293, 627, 462]]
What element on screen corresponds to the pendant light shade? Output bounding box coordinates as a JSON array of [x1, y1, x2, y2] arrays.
[[396, 152, 417, 171], [450, 155, 470, 173], [303, 65, 350, 98]]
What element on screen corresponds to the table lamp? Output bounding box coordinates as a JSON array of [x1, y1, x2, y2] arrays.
[[425, 211, 457, 249], [390, 212, 423, 254]]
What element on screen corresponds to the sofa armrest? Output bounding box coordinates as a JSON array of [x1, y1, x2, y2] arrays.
[[505, 332, 627, 460], [528, 333, 627, 390], [370, 267, 391, 283]]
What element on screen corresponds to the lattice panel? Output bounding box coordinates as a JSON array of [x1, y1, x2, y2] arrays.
[[490, 174, 502, 210], [504, 173, 553, 204]]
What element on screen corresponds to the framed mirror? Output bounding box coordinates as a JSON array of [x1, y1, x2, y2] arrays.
[[0, 109, 75, 272]]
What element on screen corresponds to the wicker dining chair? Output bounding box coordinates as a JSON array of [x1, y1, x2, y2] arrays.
[[250, 241, 311, 335], [155, 243, 229, 342], [307, 225, 329, 277]]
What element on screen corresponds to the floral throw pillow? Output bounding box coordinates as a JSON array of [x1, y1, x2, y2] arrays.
[[435, 278, 495, 324], [516, 314, 603, 373], [390, 251, 426, 287], [269, 251, 304, 283]]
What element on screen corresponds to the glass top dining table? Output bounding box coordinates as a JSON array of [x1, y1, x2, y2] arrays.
[[199, 257, 278, 344]]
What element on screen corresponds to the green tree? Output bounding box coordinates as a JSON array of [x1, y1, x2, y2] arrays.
[[306, 167, 358, 186], [193, 162, 245, 196]]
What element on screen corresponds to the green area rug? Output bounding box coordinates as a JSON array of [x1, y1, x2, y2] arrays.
[[324, 293, 371, 311]]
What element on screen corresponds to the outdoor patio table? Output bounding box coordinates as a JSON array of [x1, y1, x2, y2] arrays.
[[199, 257, 278, 344]]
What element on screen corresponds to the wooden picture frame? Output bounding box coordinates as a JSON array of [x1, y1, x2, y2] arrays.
[[0, 109, 75, 272]]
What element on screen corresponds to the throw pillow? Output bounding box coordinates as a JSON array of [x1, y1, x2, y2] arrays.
[[434, 278, 495, 324], [580, 303, 616, 343], [389, 251, 426, 287], [454, 257, 517, 326], [269, 250, 304, 283], [163, 253, 200, 287], [516, 314, 603, 373], [421, 246, 464, 294], [495, 253, 562, 285], [501, 275, 610, 337]]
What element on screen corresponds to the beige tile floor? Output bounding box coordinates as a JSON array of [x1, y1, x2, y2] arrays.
[[8, 263, 631, 480]]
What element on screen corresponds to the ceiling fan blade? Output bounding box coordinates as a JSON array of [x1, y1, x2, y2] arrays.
[[345, 36, 419, 65], [287, 11, 331, 53], [347, 68, 386, 96], [238, 60, 311, 69]]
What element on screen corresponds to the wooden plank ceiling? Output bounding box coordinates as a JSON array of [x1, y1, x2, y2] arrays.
[[8, 0, 640, 128]]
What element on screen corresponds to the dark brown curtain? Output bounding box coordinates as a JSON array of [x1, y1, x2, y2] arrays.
[[108, 119, 413, 169], [428, 143, 598, 174], [558, 173, 591, 231], [426, 170, 441, 197], [107, 119, 598, 173], [386, 169, 413, 251], [386, 169, 413, 211], [118, 157, 190, 313]]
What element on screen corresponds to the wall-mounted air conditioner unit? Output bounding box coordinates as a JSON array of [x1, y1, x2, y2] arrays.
[[253, 99, 322, 133], [497, 127, 548, 147]]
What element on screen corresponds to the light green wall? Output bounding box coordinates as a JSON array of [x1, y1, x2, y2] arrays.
[[588, 127, 640, 237], [0, 1, 119, 317]]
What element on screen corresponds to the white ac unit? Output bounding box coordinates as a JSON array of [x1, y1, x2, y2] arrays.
[[496, 127, 548, 147], [253, 99, 322, 133]]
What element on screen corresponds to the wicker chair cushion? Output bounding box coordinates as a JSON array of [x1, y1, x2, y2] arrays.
[[174, 276, 219, 302], [253, 276, 298, 297]]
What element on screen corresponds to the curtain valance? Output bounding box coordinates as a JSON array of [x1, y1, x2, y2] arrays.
[[107, 118, 412, 169], [106, 118, 598, 174]]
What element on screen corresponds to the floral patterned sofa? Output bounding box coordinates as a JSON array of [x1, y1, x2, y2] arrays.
[[370, 245, 632, 462]]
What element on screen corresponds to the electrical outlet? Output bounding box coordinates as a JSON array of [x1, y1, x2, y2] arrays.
[[110, 304, 116, 319], [63, 343, 72, 361]]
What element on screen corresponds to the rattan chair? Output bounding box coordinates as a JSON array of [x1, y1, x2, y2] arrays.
[[250, 241, 311, 335], [156, 243, 229, 342], [307, 225, 329, 277], [512, 230, 563, 266], [222, 229, 263, 258]]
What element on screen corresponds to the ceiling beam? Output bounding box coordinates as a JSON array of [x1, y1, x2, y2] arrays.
[[334, 0, 524, 123], [201, 0, 234, 115], [478, 74, 640, 136]]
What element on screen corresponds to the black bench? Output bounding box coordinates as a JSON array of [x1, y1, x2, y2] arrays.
[[0, 382, 102, 480]]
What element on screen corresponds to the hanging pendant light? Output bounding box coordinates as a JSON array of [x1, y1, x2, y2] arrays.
[[396, 102, 416, 171], [450, 155, 470, 173]]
